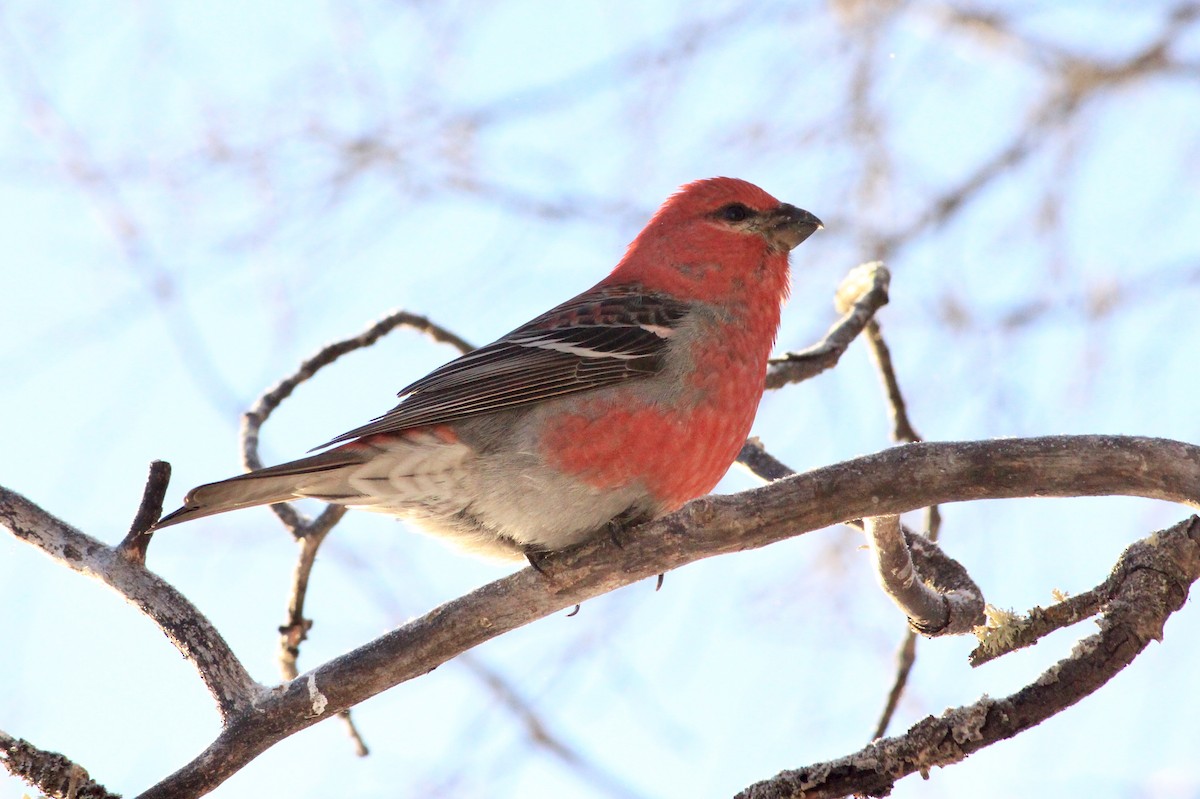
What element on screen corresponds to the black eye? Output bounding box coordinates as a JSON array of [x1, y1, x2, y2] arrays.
[[718, 203, 751, 223]]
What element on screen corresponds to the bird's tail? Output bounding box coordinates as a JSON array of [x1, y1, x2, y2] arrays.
[[153, 447, 370, 529]]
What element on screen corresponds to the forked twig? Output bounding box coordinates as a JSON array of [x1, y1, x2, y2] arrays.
[[238, 309, 475, 754]]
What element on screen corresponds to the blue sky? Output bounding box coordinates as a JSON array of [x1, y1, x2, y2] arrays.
[[2, 2, 1200, 797]]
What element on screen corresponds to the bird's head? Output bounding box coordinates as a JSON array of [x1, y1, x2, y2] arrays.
[[607, 177, 822, 303]]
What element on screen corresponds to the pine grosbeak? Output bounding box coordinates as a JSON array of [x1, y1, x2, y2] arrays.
[[156, 177, 821, 563]]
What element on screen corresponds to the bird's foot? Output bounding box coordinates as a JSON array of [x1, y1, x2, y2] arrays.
[[525, 549, 552, 575], [604, 507, 652, 550]]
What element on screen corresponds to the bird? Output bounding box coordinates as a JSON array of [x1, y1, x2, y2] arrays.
[[154, 177, 822, 566]]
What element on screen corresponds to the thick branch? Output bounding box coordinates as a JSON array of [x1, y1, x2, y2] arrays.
[[134, 434, 1200, 798], [1, 730, 118, 799], [0, 489, 259, 720], [736, 515, 1200, 798]]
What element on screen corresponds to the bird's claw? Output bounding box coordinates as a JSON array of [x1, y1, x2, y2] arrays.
[[525, 550, 552, 575]]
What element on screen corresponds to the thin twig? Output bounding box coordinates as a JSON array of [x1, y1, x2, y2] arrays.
[[765, 262, 890, 389], [738, 263, 892, 479], [736, 438, 796, 480], [863, 320, 919, 443], [241, 308, 474, 535], [925, 505, 942, 542], [278, 527, 336, 681], [870, 634, 916, 740], [459, 655, 648, 799], [970, 582, 1110, 667], [239, 309, 475, 754], [276, 519, 369, 756]]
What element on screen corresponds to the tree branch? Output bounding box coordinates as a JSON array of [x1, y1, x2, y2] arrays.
[[736, 437, 797, 480], [737, 514, 1200, 798], [238, 308, 477, 751], [0, 730, 118, 799], [117, 459, 172, 565], [862, 320, 919, 444], [766, 261, 890, 389], [864, 515, 985, 636], [870, 633, 917, 741], [967, 518, 1186, 666], [0, 488, 259, 721], [129, 434, 1200, 798], [855, 310, 938, 738], [276, 520, 369, 756], [241, 308, 473, 535]]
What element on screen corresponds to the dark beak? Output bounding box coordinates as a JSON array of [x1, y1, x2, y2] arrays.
[[764, 203, 823, 251]]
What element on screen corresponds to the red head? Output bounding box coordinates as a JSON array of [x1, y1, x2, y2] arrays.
[[603, 177, 821, 304]]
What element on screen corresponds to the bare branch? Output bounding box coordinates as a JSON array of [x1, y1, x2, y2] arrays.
[[741, 262, 892, 477], [870, 633, 917, 741], [118, 459, 172, 566], [736, 437, 796, 481], [131, 435, 1200, 798], [458, 655, 648, 799], [863, 321, 919, 444], [1, 729, 117, 799], [865, 515, 985, 636], [766, 262, 890, 389], [277, 521, 369, 756], [278, 529, 334, 681], [968, 534, 1160, 667], [855, 301, 937, 740], [240, 309, 476, 751], [736, 515, 1200, 799], [925, 505, 942, 542], [0, 488, 259, 720]]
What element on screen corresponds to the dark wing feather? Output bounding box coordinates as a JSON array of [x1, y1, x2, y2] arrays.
[[317, 288, 690, 448]]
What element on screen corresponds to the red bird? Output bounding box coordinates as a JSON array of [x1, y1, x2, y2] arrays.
[[156, 178, 821, 563]]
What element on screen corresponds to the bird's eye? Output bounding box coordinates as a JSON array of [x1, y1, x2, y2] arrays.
[[718, 203, 751, 223]]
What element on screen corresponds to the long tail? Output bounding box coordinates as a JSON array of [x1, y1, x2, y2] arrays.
[[153, 447, 369, 529]]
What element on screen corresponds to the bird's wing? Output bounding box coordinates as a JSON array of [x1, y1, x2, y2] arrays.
[[317, 286, 690, 447]]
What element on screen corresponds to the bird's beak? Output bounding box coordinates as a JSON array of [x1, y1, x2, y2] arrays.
[[763, 204, 823, 252]]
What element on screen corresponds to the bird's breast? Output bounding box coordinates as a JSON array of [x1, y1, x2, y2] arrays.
[[536, 312, 775, 509]]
